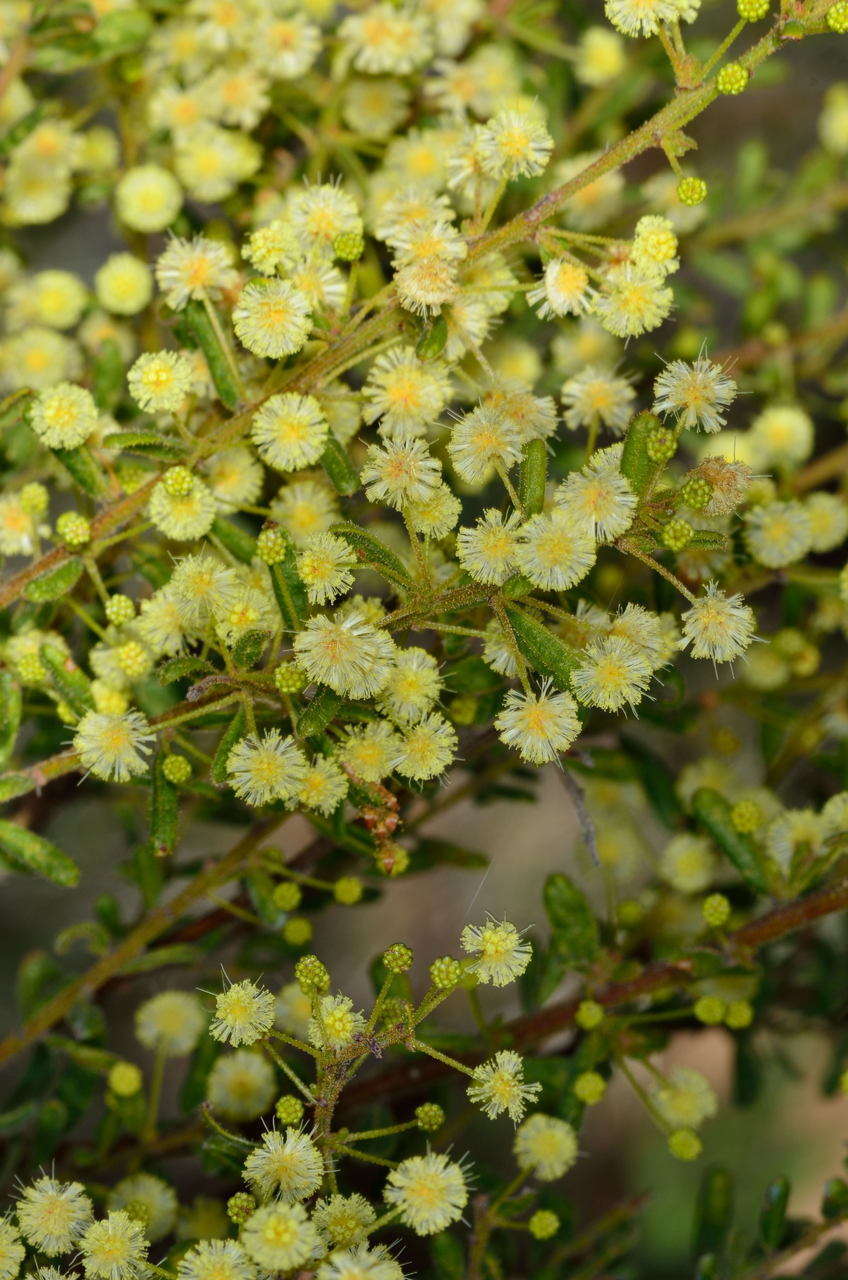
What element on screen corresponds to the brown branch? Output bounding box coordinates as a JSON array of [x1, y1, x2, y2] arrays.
[[338, 874, 848, 1112]]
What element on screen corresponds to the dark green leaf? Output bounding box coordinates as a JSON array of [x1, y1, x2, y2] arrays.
[[543, 873, 599, 967]]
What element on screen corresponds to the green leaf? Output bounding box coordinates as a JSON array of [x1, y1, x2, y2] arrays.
[[246, 869, 286, 927], [620, 411, 662, 495], [120, 944, 201, 974], [23, 557, 84, 603], [416, 315, 448, 361], [0, 671, 22, 766], [822, 1177, 848, 1220], [129, 840, 164, 909], [693, 1166, 735, 1259], [40, 641, 94, 715], [543, 873, 599, 967], [519, 438, 547, 516], [321, 435, 360, 495], [410, 836, 488, 870], [759, 1175, 790, 1249], [183, 299, 240, 410], [0, 773, 34, 802], [691, 788, 770, 892], [297, 688, 342, 738], [270, 547, 308, 631], [102, 429, 185, 461], [0, 1101, 39, 1135], [93, 7, 153, 53], [16, 952, 62, 1017], [211, 516, 255, 564], [232, 630, 268, 670], [212, 707, 246, 785], [157, 655, 215, 683], [520, 938, 569, 1009], [505, 607, 581, 692], [331, 520, 412, 587], [0, 820, 79, 887], [52, 444, 106, 496]]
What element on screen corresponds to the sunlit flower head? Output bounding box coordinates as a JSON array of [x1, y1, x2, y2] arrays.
[[461, 916, 532, 985], [241, 1203, 320, 1272], [294, 611, 396, 698], [571, 635, 653, 712], [515, 511, 597, 592], [211, 978, 277, 1048], [494, 687, 581, 763], [74, 710, 155, 782], [457, 509, 522, 586], [155, 235, 239, 310], [392, 711, 458, 780], [514, 1114, 578, 1180], [468, 1049, 542, 1121], [243, 1128, 323, 1203], [232, 279, 311, 358], [680, 583, 756, 663], [383, 1152, 468, 1236], [135, 990, 206, 1057], [227, 730, 308, 806], [15, 1177, 93, 1256], [653, 355, 737, 433]]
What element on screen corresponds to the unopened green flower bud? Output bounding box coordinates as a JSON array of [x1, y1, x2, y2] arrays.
[[105, 593, 136, 625], [116, 640, 150, 678], [661, 518, 694, 551], [668, 1128, 702, 1160], [384, 942, 413, 973], [725, 999, 753, 1029], [162, 754, 191, 784], [273, 881, 302, 911], [334, 875, 363, 905], [694, 995, 725, 1025], [333, 230, 364, 261], [415, 1102, 445, 1132], [108, 1061, 142, 1097], [283, 916, 312, 947], [429, 956, 462, 989], [20, 482, 48, 516], [574, 1070, 607, 1105], [274, 662, 307, 695], [257, 527, 289, 565], [646, 425, 677, 463], [295, 954, 330, 994], [56, 511, 91, 547], [677, 176, 708, 206], [702, 893, 730, 928], [275, 1094, 305, 1125], [529, 1210, 560, 1240], [827, 0, 848, 30], [227, 1192, 256, 1224], [575, 999, 604, 1030], [737, 0, 768, 17], [162, 465, 193, 498], [730, 799, 761, 833], [717, 62, 749, 94], [679, 475, 712, 510]]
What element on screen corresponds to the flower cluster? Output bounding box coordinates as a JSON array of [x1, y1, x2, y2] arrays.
[[1, 0, 848, 1275]]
